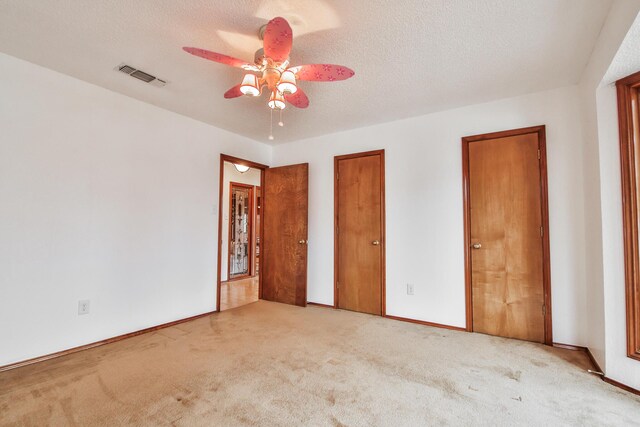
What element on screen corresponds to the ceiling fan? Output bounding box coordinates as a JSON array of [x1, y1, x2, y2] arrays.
[[183, 16, 355, 139]]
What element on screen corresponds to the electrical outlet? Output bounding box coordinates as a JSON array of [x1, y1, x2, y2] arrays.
[[407, 284, 414, 295], [78, 300, 90, 315]]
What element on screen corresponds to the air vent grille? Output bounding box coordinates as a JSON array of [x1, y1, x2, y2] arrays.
[[118, 65, 136, 74], [116, 63, 167, 87], [130, 69, 155, 83]]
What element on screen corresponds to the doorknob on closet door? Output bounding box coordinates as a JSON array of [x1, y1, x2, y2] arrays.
[[372, 240, 380, 245], [298, 239, 307, 244], [472, 243, 482, 249]]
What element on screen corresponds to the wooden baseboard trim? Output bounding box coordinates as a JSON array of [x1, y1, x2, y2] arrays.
[[552, 342, 586, 352], [603, 376, 640, 396], [308, 304, 465, 334], [552, 342, 603, 373], [0, 310, 216, 373], [307, 302, 335, 309], [585, 348, 603, 374], [384, 314, 466, 332], [552, 342, 640, 396], [223, 275, 257, 283]]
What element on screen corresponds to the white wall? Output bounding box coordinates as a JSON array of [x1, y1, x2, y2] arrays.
[[578, 0, 640, 390], [273, 85, 587, 345], [598, 19, 640, 394], [4, 1, 640, 392], [596, 82, 640, 390], [0, 53, 271, 366], [577, 0, 640, 373], [219, 162, 261, 281]]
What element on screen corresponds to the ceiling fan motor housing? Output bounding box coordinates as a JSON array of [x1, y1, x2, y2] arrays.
[[258, 24, 267, 40], [254, 48, 265, 65], [263, 67, 282, 91]]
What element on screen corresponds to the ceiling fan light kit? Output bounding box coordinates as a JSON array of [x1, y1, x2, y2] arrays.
[[268, 90, 286, 110], [183, 16, 355, 141], [277, 70, 298, 95], [240, 74, 260, 96]]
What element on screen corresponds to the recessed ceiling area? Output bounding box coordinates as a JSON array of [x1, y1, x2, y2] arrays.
[[0, 0, 612, 144]]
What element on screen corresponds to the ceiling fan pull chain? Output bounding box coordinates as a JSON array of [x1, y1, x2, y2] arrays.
[[279, 108, 284, 127], [268, 108, 274, 140]]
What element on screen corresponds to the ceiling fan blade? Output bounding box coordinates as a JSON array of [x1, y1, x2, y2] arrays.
[[263, 17, 293, 63], [291, 64, 355, 82], [285, 89, 309, 109], [224, 84, 244, 99], [183, 47, 250, 69]]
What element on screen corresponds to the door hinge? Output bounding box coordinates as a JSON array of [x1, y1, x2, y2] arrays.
[[336, 281, 339, 289], [540, 226, 543, 237], [538, 149, 541, 160], [542, 304, 546, 315], [336, 225, 339, 234], [336, 172, 339, 180]]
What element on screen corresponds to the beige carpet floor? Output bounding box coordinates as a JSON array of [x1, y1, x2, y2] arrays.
[[1, 301, 639, 426]]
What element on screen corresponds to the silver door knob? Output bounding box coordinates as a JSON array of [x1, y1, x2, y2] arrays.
[[372, 240, 380, 245], [298, 240, 307, 244], [472, 243, 482, 249]]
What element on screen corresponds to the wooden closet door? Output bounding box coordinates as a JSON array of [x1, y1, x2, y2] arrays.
[[336, 151, 385, 315], [468, 132, 545, 342], [261, 163, 308, 306]]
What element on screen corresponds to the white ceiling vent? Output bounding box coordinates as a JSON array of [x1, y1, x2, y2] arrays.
[[116, 63, 167, 87]]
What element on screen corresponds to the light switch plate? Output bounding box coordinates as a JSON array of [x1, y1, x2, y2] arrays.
[[407, 284, 414, 295]]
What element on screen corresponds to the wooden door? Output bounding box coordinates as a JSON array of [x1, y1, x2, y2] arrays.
[[464, 127, 550, 343], [335, 151, 385, 315], [261, 164, 308, 306]]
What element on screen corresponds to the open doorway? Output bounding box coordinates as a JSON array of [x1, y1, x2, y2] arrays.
[[217, 155, 267, 311]]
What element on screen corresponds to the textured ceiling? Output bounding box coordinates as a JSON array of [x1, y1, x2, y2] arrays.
[[0, 0, 612, 144], [603, 12, 640, 84]]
